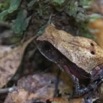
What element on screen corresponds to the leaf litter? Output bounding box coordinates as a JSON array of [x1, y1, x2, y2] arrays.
[[0, 0, 103, 103], [4, 73, 83, 103], [0, 35, 36, 88]]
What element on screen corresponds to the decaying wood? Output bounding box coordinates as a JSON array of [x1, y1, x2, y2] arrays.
[[0, 36, 35, 88], [37, 24, 103, 73]]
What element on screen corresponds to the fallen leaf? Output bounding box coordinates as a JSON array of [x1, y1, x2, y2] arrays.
[[37, 24, 103, 73], [5, 73, 68, 103], [0, 45, 12, 59], [0, 36, 35, 88], [4, 73, 70, 103], [49, 97, 84, 103]]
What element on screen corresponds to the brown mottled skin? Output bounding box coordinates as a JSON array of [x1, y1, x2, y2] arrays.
[[37, 24, 103, 73]]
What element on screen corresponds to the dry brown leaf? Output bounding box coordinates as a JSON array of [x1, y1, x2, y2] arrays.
[[4, 73, 71, 103], [49, 97, 84, 103], [0, 45, 12, 59], [5, 73, 85, 103], [37, 24, 103, 73], [0, 36, 35, 88]]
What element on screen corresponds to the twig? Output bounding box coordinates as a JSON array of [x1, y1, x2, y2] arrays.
[[0, 86, 17, 94]]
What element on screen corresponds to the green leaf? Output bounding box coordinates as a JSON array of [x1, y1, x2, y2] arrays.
[[8, 0, 21, 13], [28, 0, 37, 8], [0, 0, 21, 21], [12, 9, 30, 35], [82, 33, 95, 40], [22, 16, 31, 31], [52, 0, 65, 5], [88, 14, 102, 22], [80, 0, 92, 8], [0, 0, 10, 10], [0, 10, 8, 21]]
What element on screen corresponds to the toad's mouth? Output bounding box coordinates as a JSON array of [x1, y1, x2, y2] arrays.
[[36, 41, 91, 85]]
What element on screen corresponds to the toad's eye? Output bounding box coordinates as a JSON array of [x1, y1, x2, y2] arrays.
[[90, 51, 95, 55], [90, 43, 94, 46]]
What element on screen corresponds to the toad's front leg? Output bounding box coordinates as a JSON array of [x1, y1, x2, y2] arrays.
[[72, 65, 103, 103], [71, 76, 98, 103], [72, 76, 100, 97]]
